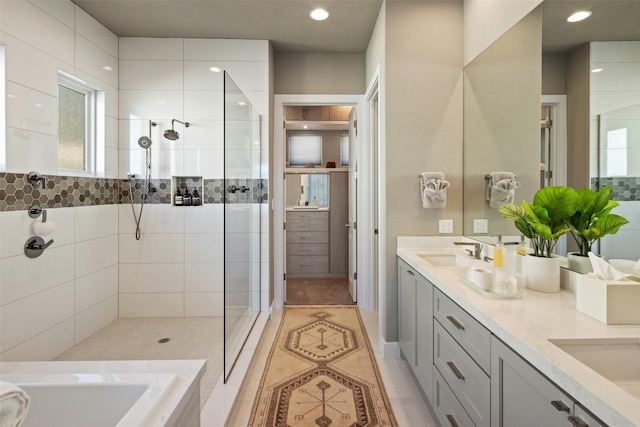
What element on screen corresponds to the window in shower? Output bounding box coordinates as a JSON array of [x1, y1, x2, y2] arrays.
[[57, 72, 104, 176]]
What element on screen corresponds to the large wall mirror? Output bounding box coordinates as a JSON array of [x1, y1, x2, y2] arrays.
[[463, 1, 640, 259], [463, 7, 542, 240]]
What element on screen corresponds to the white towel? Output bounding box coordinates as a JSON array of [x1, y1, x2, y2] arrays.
[[0, 381, 30, 427], [485, 171, 515, 201], [489, 178, 521, 208], [420, 173, 450, 209]]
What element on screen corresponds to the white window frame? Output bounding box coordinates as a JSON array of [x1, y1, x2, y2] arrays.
[[340, 133, 349, 166], [57, 71, 98, 176]]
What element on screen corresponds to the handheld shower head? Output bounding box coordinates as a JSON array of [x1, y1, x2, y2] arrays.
[[138, 136, 152, 149], [137, 120, 157, 149], [164, 119, 190, 140]]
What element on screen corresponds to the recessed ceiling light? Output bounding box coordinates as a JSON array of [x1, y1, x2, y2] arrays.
[[310, 8, 329, 21], [303, 125, 308, 129], [238, 101, 246, 106], [567, 10, 592, 23], [210, 66, 221, 73], [591, 68, 603, 73], [102, 65, 113, 71]]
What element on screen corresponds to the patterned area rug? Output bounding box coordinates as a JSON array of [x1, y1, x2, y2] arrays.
[[249, 306, 398, 426]]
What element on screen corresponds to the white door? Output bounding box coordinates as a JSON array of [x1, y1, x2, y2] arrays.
[[348, 107, 358, 302]]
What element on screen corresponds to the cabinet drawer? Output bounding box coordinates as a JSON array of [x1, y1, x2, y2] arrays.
[[287, 232, 329, 244], [433, 368, 476, 427], [434, 288, 491, 373], [286, 255, 329, 274], [435, 322, 490, 427], [287, 243, 328, 256], [286, 211, 328, 231]]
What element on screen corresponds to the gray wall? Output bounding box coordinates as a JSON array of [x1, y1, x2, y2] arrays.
[[566, 43, 591, 190], [542, 52, 566, 95], [274, 53, 366, 94], [383, 1, 464, 341]]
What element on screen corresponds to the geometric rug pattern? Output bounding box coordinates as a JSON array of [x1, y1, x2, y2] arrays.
[[248, 306, 398, 426]]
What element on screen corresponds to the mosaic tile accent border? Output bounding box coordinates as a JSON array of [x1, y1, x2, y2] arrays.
[[0, 172, 269, 211], [592, 177, 640, 201], [0, 173, 119, 212]]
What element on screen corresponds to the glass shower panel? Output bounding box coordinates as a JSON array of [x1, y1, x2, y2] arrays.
[[597, 103, 640, 260], [223, 72, 261, 381]]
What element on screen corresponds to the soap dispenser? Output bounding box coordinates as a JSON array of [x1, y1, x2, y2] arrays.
[[174, 188, 183, 206], [493, 235, 504, 268], [183, 187, 192, 206], [192, 187, 201, 206]]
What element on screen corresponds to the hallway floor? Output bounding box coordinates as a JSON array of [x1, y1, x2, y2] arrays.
[[54, 317, 223, 410], [285, 276, 355, 305], [224, 308, 436, 426]]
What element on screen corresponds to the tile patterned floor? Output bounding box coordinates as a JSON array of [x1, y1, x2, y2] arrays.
[[54, 317, 223, 409]]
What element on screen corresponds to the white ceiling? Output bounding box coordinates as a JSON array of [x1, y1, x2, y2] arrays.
[[71, 0, 384, 53]]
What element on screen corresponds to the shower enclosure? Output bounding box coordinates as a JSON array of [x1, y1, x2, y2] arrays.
[[223, 72, 261, 380]]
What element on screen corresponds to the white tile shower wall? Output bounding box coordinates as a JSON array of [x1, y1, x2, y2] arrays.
[[590, 42, 640, 259], [1, 0, 119, 176], [0, 205, 119, 361], [117, 37, 268, 317]]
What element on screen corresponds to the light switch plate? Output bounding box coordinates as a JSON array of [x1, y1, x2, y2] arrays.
[[439, 219, 454, 234], [474, 219, 488, 233]]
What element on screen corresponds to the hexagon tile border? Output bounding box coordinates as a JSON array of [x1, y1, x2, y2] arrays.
[[0, 173, 268, 212]]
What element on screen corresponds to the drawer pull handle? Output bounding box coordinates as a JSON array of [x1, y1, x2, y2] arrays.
[[446, 315, 465, 331], [446, 414, 460, 427], [550, 400, 570, 413], [407, 270, 415, 276], [447, 361, 465, 380], [568, 416, 589, 427]]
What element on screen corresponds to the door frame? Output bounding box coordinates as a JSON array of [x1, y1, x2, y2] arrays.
[[273, 94, 368, 309]]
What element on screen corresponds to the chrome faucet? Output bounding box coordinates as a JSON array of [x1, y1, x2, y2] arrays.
[[454, 241, 483, 259]]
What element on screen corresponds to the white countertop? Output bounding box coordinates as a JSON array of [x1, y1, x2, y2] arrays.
[[397, 238, 640, 427], [0, 359, 206, 427]]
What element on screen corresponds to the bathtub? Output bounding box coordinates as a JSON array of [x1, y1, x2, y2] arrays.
[[1, 372, 177, 427]]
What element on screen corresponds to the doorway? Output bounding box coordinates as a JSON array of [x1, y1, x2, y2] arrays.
[[283, 105, 356, 305]]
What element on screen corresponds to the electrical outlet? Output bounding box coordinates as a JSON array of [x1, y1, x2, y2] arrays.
[[474, 219, 488, 234], [439, 219, 454, 234]]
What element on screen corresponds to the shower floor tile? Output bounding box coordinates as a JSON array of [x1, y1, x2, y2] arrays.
[[55, 317, 223, 409]]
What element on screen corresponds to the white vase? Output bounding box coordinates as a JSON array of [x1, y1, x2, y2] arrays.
[[567, 252, 593, 274], [524, 255, 560, 293]]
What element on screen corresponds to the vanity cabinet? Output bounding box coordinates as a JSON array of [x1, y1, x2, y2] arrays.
[[397, 258, 434, 402], [433, 289, 491, 427], [286, 211, 329, 275], [491, 336, 605, 427]]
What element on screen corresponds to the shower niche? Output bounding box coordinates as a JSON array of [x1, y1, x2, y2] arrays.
[[171, 176, 203, 207]]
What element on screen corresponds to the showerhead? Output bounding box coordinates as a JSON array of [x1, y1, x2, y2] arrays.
[[137, 120, 157, 149], [164, 119, 190, 141], [138, 136, 152, 149]]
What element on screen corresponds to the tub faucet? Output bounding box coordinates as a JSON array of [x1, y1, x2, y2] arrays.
[[454, 241, 482, 260]]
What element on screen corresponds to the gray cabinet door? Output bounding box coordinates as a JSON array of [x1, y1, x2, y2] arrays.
[[491, 336, 575, 427], [398, 258, 416, 367], [415, 274, 434, 402]]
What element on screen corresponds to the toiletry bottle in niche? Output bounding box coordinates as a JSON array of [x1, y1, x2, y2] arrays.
[[174, 188, 183, 206], [493, 235, 503, 268], [192, 187, 201, 206], [312, 196, 318, 207], [183, 187, 192, 206]]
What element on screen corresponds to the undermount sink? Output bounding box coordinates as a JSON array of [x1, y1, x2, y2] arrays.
[[549, 337, 640, 398], [416, 252, 461, 267]]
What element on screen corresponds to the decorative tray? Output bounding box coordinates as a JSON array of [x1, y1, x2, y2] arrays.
[[458, 276, 523, 299]]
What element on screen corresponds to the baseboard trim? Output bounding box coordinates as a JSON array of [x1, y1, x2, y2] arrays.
[[379, 336, 400, 359]]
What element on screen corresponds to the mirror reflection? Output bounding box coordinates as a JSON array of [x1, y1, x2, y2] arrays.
[[286, 173, 330, 208], [463, 1, 640, 261]]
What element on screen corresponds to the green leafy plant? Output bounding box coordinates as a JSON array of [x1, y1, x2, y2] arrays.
[[566, 186, 629, 256], [499, 186, 578, 258]]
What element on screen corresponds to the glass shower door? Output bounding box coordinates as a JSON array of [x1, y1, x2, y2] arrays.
[[223, 72, 261, 380]]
